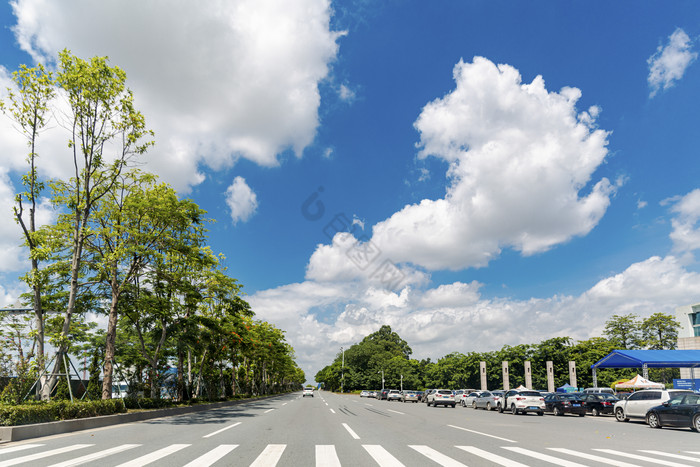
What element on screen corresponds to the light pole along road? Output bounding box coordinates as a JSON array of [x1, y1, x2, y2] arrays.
[[0, 391, 697, 466]]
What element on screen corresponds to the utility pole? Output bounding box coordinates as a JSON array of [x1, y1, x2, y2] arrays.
[[340, 346, 344, 393]]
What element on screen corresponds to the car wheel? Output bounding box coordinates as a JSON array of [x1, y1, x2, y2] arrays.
[[537, 411, 544, 416], [498, 403, 503, 413], [452, 404, 456, 408], [461, 400, 465, 407], [511, 404, 518, 415], [486, 402, 492, 411], [553, 407, 561, 416], [647, 412, 661, 429], [615, 408, 628, 422], [693, 414, 700, 432], [472, 401, 477, 409], [591, 408, 599, 417]]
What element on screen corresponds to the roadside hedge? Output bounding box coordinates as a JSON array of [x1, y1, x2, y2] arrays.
[[0, 399, 126, 426]]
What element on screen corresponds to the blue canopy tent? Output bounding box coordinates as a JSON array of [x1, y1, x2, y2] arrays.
[[590, 349, 700, 390], [556, 383, 576, 393]]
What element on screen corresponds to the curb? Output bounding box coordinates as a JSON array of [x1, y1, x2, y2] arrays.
[[0, 395, 279, 444]]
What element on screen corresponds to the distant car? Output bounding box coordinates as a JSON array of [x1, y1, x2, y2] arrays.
[[462, 391, 486, 408], [543, 393, 587, 416], [303, 387, 314, 397], [581, 393, 619, 416], [369, 390, 378, 398], [387, 389, 402, 401], [402, 391, 420, 403], [378, 389, 389, 400], [421, 389, 435, 403], [646, 393, 700, 431], [427, 389, 456, 407], [360, 390, 369, 397], [473, 391, 499, 410], [583, 387, 615, 395], [615, 389, 693, 422], [500, 389, 545, 415]]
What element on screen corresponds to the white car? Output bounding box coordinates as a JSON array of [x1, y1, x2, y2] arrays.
[[500, 389, 545, 415], [462, 391, 486, 408], [360, 390, 369, 397], [427, 389, 456, 407], [386, 389, 402, 401], [614, 389, 693, 422], [303, 387, 314, 397]]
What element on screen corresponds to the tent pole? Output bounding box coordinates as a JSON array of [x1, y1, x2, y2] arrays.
[[642, 363, 648, 380]]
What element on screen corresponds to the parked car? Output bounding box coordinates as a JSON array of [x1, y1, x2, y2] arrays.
[[583, 387, 615, 395], [427, 389, 456, 407], [402, 391, 420, 403], [377, 389, 389, 400], [500, 389, 545, 415], [646, 393, 700, 431], [473, 391, 498, 410], [614, 389, 693, 422], [462, 391, 488, 408], [581, 392, 619, 416], [543, 393, 587, 416], [421, 389, 435, 403], [387, 389, 402, 401], [454, 390, 466, 405], [360, 390, 369, 397], [303, 387, 314, 397], [368, 390, 377, 398]]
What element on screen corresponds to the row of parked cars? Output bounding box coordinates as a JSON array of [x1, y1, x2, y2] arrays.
[[360, 387, 700, 431]]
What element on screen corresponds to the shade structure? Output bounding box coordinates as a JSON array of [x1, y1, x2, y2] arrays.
[[591, 350, 700, 369], [556, 383, 576, 393], [614, 374, 664, 389]]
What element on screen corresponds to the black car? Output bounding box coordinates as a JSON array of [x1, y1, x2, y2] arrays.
[[377, 389, 389, 400], [581, 393, 619, 416], [646, 393, 700, 431], [543, 393, 587, 416]]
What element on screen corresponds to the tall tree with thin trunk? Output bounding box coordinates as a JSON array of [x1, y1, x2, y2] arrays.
[[42, 50, 152, 399], [1, 63, 55, 377]]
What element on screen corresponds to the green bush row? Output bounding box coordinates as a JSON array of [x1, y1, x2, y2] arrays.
[[0, 399, 126, 426]]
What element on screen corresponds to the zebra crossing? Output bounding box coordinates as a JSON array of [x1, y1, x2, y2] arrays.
[[1, 442, 699, 466]]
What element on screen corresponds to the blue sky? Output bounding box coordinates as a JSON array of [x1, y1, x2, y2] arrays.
[[1, 1, 700, 378]]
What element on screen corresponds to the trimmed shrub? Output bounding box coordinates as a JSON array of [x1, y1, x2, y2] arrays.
[[0, 399, 126, 426]]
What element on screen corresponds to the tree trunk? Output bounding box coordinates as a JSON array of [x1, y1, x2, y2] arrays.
[[101, 279, 120, 399]]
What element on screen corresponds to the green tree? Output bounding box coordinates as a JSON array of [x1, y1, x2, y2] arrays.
[[641, 312, 680, 350]]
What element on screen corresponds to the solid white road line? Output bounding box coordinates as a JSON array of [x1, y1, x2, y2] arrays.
[[330, 408, 336, 414], [47, 444, 141, 467], [408, 445, 467, 467], [203, 421, 242, 438], [264, 409, 275, 413], [342, 422, 360, 440], [0, 445, 93, 467], [316, 445, 341, 467], [548, 448, 642, 467], [502, 447, 588, 467], [182, 444, 238, 467], [282, 402, 288, 406], [250, 444, 286, 467], [0, 444, 44, 455], [639, 450, 700, 463], [594, 449, 694, 467], [362, 445, 406, 467], [457, 446, 530, 467], [447, 424, 516, 443], [115, 444, 190, 467], [387, 409, 404, 415]]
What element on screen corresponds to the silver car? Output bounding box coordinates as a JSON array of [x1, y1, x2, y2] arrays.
[[473, 391, 500, 410]]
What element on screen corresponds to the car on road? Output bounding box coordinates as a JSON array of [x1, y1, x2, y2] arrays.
[[614, 389, 693, 422], [646, 393, 700, 432], [421, 389, 435, 403], [581, 392, 618, 416], [402, 391, 420, 403], [427, 389, 456, 407], [303, 387, 314, 397], [500, 389, 545, 415], [360, 390, 370, 397], [473, 391, 499, 411], [462, 391, 486, 408], [387, 389, 402, 401], [543, 393, 587, 416], [377, 389, 389, 400]]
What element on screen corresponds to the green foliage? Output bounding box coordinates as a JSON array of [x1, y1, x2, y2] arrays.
[[0, 399, 126, 426]]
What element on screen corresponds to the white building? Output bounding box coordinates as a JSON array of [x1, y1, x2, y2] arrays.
[[676, 303, 700, 379]]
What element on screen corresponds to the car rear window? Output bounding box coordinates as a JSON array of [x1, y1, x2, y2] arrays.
[[438, 390, 452, 395], [520, 391, 541, 397]]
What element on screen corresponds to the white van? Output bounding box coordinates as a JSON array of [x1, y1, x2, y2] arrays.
[[583, 387, 615, 395]]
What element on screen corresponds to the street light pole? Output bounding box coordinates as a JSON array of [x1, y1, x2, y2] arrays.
[[340, 347, 344, 393], [400, 374, 403, 392], [378, 370, 384, 391]]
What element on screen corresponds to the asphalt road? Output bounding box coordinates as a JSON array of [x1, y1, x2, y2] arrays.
[[0, 391, 698, 466]]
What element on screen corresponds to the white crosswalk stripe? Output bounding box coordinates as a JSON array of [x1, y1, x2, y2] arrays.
[[0, 442, 699, 466], [183, 444, 238, 467], [0, 444, 93, 467], [115, 444, 190, 467], [47, 444, 141, 467], [250, 444, 286, 467]]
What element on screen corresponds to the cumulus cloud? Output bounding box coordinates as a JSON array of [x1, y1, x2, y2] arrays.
[[9, 0, 343, 192], [252, 255, 700, 381], [225, 176, 258, 224], [648, 28, 697, 97], [307, 56, 613, 277], [668, 189, 700, 253]]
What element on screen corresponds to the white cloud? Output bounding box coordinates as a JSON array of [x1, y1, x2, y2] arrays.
[[308, 57, 613, 276], [252, 254, 700, 382], [648, 28, 697, 97], [9, 0, 343, 192], [668, 189, 700, 253], [225, 176, 258, 225]]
